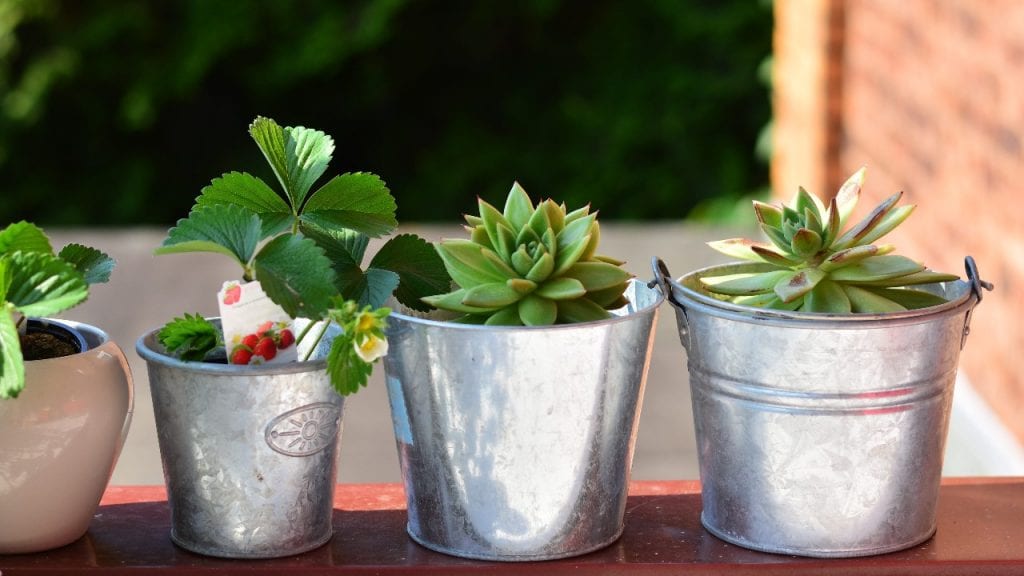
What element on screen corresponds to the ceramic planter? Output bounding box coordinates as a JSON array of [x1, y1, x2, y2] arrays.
[[136, 319, 342, 559], [653, 256, 990, 557], [0, 319, 134, 554], [381, 279, 663, 561]]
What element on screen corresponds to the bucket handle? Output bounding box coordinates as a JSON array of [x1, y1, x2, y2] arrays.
[[961, 255, 993, 350], [650, 257, 691, 349]]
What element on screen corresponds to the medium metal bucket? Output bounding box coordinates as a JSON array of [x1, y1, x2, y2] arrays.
[[136, 320, 343, 559], [382, 280, 663, 561], [653, 256, 991, 558]]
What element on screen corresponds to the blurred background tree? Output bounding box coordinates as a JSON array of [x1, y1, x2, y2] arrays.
[[0, 0, 771, 225]]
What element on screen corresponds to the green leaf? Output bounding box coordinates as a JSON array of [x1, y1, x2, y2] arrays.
[[835, 167, 865, 228], [555, 214, 596, 272], [352, 268, 400, 309], [750, 245, 800, 267], [300, 225, 371, 304], [587, 283, 629, 308], [421, 289, 494, 314], [326, 331, 374, 396], [526, 199, 552, 240], [518, 294, 557, 326], [802, 279, 851, 313], [708, 238, 779, 263], [840, 269, 960, 288], [795, 186, 824, 224], [525, 251, 555, 282], [252, 234, 337, 319], [484, 306, 523, 326], [832, 192, 903, 250], [701, 270, 791, 296], [842, 284, 906, 313], [773, 267, 826, 303], [562, 261, 633, 291], [157, 313, 221, 362], [437, 239, 516, 287], [856, 205, 915, 246], [6, 252, 88, 317], [818, 244, 890, 272], [461, 282, 521, 308], [58, 244, 115, 285], [503, 182, 534, 230], [249, 117, 335, 209], [790, 229, 823, 258], [195, 172, 293, 237], [760, 223, 792, 254], [861, 287, 949, 310], [556, 297, 610, 323], [511, 245, 534, 276], [0, 221, 52, 256], [828, 255, 925, 283], [535, 277, 586, 300], [369, 234, 452, 312], [0, 306, 25, 399], [478, 198, 513, 252], [155, 204, 263, 269], [301, 172, 398, 238], [752, 201, 783, 229]]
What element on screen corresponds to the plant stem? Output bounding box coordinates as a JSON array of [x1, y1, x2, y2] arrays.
[[302, 320, 332, 362], [294, 319, 318, 347]]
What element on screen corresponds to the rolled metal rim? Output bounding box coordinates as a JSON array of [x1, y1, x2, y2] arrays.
[[388, 278, 665, 330], [665, 261, 978, 327], [136, 321, 328, 376]]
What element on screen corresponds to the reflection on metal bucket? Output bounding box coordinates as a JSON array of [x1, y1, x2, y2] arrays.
[[654, 257, 990, 558], [136, 319, 343, 559], [382, 280, 663, 561]]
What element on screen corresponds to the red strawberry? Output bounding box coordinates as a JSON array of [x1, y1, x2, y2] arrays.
[[253, 336, 277, 361], [241, 333, 260, 349], [256, 321, 274, 337], [223, 284, 242, 305], [230, 346, 253, 365], [277, 329, 295, 349]]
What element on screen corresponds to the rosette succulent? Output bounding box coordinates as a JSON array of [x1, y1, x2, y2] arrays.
[[423, 182, 633, 325], [702, 168, 959, 313]]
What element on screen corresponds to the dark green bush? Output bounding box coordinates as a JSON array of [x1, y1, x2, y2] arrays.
[[0, 0, 771, 225]]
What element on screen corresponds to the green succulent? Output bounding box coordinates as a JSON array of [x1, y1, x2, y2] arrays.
[[702, 168, 959, 313], [423, 182, 633, 325]]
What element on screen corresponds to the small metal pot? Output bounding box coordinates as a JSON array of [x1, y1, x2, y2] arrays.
[[382, 280, 663, 561], [653, 256, 991, 558], [136, 319, 342, 559]]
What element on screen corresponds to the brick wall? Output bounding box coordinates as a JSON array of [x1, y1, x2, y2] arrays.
[[774, 0, 1024, 442]]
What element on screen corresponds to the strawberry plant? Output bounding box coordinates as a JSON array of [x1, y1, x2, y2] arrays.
[[155, 116, 450, 394], [0, 221, 115, 399]]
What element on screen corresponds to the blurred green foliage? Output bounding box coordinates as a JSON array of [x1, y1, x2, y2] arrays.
[[0, 0, 771, 225]]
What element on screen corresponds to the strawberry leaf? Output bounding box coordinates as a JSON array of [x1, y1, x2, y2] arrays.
[[252, 234, 337, 319], [249, 116, 334, 209], [350, 268, 400, 309], [0, 221, 53, 256], [326, 330, 373, 396], [58, 244, 115, 285], [157, 313, 222, 362], [155, 204, 263, 270], [300, 172, 398, 238], [0, 304, 24, 399], [5, 251, 88, 318], [369, 234, 451, 312], [195, 172, 293, 237]]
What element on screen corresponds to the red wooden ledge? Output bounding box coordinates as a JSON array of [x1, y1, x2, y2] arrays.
[[2, 479, 1022, 575]]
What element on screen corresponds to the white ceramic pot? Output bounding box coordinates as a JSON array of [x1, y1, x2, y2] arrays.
[[0, 320, 134, 554]]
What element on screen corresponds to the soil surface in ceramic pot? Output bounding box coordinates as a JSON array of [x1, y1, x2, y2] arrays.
[[20, 323, 82, 360]]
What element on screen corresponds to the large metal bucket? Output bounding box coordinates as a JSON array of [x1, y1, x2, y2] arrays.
[[653, 257, 991, 558], [136, 320, 343, 559], [382, 279, 663, 561]]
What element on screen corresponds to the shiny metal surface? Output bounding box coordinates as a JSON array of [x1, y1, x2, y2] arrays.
[[136, 319, 343, 559], [660, 260, 986, 558], [382, 280, 663, 561]]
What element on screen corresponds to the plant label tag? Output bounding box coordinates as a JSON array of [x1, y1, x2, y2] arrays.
[[218, 280, 298, 365]]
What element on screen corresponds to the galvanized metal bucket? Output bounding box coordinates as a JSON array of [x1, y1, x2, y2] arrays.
[[653, 256, 992, 558], [136, 320, 343, 559], [382, 279, 663, 561]]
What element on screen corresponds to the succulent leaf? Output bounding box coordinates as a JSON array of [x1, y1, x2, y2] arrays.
[[700, 168, 956, 313], [423, 183, 631, 325]]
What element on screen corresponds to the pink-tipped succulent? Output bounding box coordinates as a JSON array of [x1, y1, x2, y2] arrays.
[[702, 168, 959, 313]]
